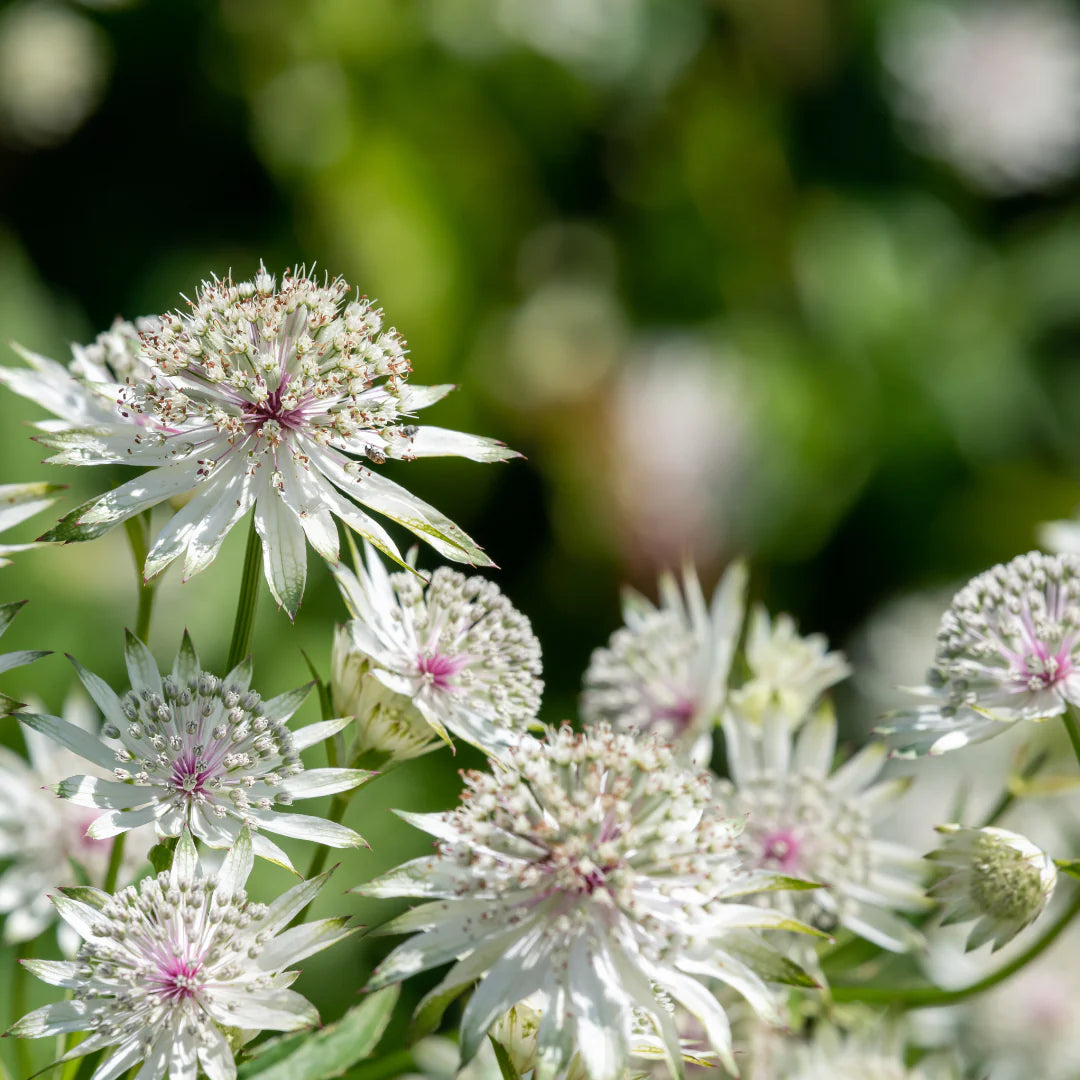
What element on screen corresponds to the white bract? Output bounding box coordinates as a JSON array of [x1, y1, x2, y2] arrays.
[[20, 631, 370, 870], [581, 563, 746, 765], [0, 691, 150, 947], [9, 828, 354, 1080], [332, 543, 542, 759], [0, 479, 63, 566], [717, 707, 929, 953], [4, 266, 518, 617], [0, 599, 50, 715], [358, 724, 818, 1080], [882, 1, 1080, 194], [727, 605, 851, 728], [879, 551, 1080, 756], [927, 825, 1057, 952]]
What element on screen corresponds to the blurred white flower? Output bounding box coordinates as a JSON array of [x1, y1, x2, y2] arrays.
[[582, 562, 746, 765], [729, 605, 851, 728], [23, 631, 370, 870], [607, 339, 750, 570], [0, 690, 150, 947], [883, 1, 1080, 194], [927, 825, 1056, 951], [10, 828, 353, 1080], [358, 724, 817, 1079], [718, 706, 929, 952], [332, 543, 543, 760], [0, 0, 109, 148], [879, 552, 1080, 756]]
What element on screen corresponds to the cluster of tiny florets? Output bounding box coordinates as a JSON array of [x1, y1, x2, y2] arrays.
[[931, 551, 1080, 716], [115, 266, 414, 475]]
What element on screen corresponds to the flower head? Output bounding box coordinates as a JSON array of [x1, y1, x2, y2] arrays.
[[0, 690, 150, 947], [882, 1, 1080, 195], [879, 551, 1080, 756], [21, 631, 370, 870], [728, 605, 850, 728], [927, 824, 1057, 951], [7, 266, 518, 617], [358, 724, 817, 1080], [717, 707, 929, 953], [581, 563, 746, 765], [332, 543, 542, 759], [8, 828, 354, 1080]]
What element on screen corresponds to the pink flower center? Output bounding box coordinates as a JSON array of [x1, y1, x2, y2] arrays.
[[1019, 646, 1072, 692], [416, 651, 470, 691], [151, 956, 203, 1002], [760, 828, 801, 874], [653, 695, 696, 732], [170, 751, 211, 797]]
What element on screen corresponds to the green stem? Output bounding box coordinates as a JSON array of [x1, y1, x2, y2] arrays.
[[103, 833, 126, 895], [123, 511, 157, 642], [981, 749, 1050, 829], [226, 518, 262, 673], [832, 886, 1080, 1007], [1064, 705, 1080, 771]]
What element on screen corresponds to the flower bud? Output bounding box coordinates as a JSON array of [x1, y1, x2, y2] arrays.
[[927, 825, 1057, 951]]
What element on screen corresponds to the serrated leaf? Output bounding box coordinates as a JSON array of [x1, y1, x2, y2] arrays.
[[489, 1035, 522, 1080], [238, 985, 400, 1080]]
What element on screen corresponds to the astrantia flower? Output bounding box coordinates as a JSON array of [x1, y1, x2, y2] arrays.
[[10, 266, 518, 617], [358, 724, 818, 1079], [878, 551, 1080, 756], [0, 479, 63, 566], [581, 563, 746, 765], [717, 707, 928, 952], [8, 828, 354, 1080], [751, 1023, 957, 1080], [927, 825, 1056, 951], [0, 599, 49, 716], [727, 605, 851, 729], [20, 631, 370, 869], [0, 691, 150, 947], [882, 1, 1080, 195], [332, 543, 542, 759]]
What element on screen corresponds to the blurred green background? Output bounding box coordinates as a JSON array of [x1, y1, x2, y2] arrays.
[[3, 0, 1080, 1072]]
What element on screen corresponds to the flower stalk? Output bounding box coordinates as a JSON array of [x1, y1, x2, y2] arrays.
[[226, 515, 262, 672]]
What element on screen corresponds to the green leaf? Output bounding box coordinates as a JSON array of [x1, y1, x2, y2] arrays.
[[1055, 859, 1080, 881], [723, 937, 819, 989], [148, 837, 178, 874], [409, 979, 472, 1041], [489, 1035, 522, 1080], [238, 985, 400, 1080]]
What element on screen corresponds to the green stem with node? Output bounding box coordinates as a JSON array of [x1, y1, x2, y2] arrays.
[[122, 510, 156, 642], [1063, 705, 1080, 771], [832, 886, 1080, 1007], [226, 517, 262, 673]]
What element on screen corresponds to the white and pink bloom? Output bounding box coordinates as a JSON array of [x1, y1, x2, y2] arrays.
[[332, 543, 542, 760], [879, 551, 1080, 756], [581, 563, 746, 764], [8, 827, 353, 1080], [21, 631, 370, 869], [2, 266, 517, 617], [358, 724, 817, 1080]]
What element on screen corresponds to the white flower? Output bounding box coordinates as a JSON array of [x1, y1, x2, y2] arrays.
[[0, 479, 63, 566], [357, 724, 817, 1080], [882, 1, 1080, 195], [0, 691, 151, 947], [927, 825, 1056, 952], [8, 827, 354, 1080], [752, 1023, 957, 1080], [717, 707, 929, 952], [332, 543, 543, 759], [20, 631, 370, 870], [728, 605, 851, 728], [581, 563, 747, 765], [0, 598, 50, 716], [6, 266, 518, 617], [878, 551, 1080, 756]]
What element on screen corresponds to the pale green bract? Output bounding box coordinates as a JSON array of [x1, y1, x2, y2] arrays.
[[8, 828, 355, 1080], [0, 266, 519, 618]]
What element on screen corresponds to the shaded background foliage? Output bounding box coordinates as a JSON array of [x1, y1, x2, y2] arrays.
[[2, 0, 1080, 1073]]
